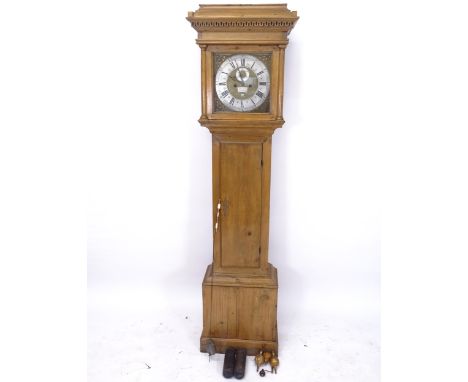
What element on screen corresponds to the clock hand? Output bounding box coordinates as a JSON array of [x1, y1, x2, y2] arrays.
[[229, 74, 240, 84], [228, 75, 243, 89]]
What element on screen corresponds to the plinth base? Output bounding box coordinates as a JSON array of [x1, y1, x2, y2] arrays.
[[200, 332, 278, 356], [200, 264, 279, 355]]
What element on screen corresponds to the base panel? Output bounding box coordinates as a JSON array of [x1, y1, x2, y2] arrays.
[[201, 263, 279, 356], [200, 331, 278, 356]]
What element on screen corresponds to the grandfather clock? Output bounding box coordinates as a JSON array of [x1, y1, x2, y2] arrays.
[[187, 4, 298, 356]]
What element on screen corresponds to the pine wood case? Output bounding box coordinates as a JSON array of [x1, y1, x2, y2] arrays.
[[188, 4, 298, 356]]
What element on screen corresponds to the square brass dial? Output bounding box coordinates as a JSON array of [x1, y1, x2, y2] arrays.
[[213, 52, 272, 113]]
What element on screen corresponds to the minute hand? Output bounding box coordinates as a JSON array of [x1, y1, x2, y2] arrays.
[[229, 75, 241, 84], [229, 74, 247, 86]]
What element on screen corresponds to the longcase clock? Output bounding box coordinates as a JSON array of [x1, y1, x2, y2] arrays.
[[187, 4, 298, 356]]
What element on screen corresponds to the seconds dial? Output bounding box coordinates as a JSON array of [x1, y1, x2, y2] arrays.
[[215, 54, 270, 112]]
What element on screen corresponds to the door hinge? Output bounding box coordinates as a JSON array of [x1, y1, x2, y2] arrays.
[[260, 159, 263, 166]]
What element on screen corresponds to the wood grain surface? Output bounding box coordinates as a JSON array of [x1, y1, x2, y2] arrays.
[[188, 3, 298, 356]]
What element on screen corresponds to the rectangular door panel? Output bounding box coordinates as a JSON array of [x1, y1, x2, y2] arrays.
[[220, 143, 262, 269]]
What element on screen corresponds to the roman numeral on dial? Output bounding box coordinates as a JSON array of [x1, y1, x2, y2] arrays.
[[229, 97, 235, 105], [256, 90, 264, 98], [259, 82, 267, 86], [241, 58, 245, 66], [221, 90, 229, 98]]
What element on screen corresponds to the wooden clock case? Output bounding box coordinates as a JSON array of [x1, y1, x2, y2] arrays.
[[187, 4, 298, 356]]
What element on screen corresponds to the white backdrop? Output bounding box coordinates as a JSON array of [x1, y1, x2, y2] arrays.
[[2, 1, 467, 381], [87, 1, 380, 380]]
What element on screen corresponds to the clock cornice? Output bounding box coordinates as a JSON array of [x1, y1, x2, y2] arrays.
[[187, 4, 299, 45]]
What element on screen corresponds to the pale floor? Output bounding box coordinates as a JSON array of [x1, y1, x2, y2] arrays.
[[88, 287, 380, 382]]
